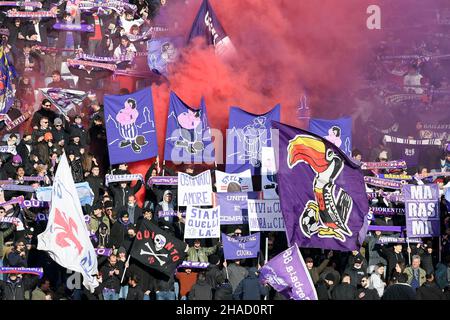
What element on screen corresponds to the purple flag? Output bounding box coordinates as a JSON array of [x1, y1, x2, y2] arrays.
[[222, 232, 260, 260], [309, 116, 352, 156], [215, 192, 249, 225], [105, 87, 158, 165], [259, 243, 317, 300], [164, 92, 214, 164], [187, 0, 236, 58], [272, 121, 369, 251], [226, 105, 281, 174], [403, 184, 440, 237]]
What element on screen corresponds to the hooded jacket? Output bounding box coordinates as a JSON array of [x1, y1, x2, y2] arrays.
[[189, 278, 213, 300], [232, 267, 268, 300]]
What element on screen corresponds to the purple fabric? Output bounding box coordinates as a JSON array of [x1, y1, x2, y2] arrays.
[[0, 267, 44, 278], [147, 176, 178, 187], [164, 92, 214, 163], [377, 236, 422, 244], [367, 192, 405, 203], [226, 105, 281, 174], [177, 261, 209, 269], [403, 184, 441, 237], [158, 210, 185, 218], [364, 176, 405, 189], [215, 192, 249, 225], [222, 232, 260, 260], [95, 248, 112, 256], [367, 225, 404, 232], [53, 22, 94, 32], [259, 244, 317, 300], [370, 207, 405, 215], [273, 121, 369, 251], [105, 87, 158, 165], [361, 160, 407, 170]]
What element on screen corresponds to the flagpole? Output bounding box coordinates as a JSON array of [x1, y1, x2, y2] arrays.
[[120, 255, 131, 284], [224, 259, 229, 280], [265, 236, 268, 264], [406, 237, 411, 265], [162, 160, 165, 176]]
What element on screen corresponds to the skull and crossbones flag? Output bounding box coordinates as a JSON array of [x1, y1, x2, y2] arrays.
[[130, 220, 188, 277]]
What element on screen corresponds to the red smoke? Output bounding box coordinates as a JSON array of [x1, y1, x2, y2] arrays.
[[151, 0, 379, 161]]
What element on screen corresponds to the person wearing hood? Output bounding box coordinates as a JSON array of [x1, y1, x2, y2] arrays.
[[96, 223, 111, 249], [205, 255, 223, 291], [189, 272, 213, 300], [232, 267, 268, 300], [316, 273, 336, 300], [86, 166, 105, 205], [305, 250, 333, 285], [214, 278, 233, 300], [88, 202, 110, 235], [110, 210, 132, 250], [155, 190, 176, 225]]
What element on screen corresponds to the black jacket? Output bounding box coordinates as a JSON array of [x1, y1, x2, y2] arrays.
[[344, 265, 366, 288], [382, 283, 416, 300], [0, 276, 38, 300], [316, 279, 332, 300], [86, 175, 105, 204], [232, 269, 268, 300], [206, 265, 223, 289], [100, 263, 123, 292], [331, 283, 357, 300], [110, 180, 143, 209], [214, 282, 233, 300], [126, 285, 144, 300], [357, 287, 380, 300], [379, 247, 406, 281], [416, 282, 446, 300], [189, 279, 213, 300]]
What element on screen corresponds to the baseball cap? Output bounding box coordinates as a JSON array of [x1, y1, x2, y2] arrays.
[[354, 257, 363, 264]]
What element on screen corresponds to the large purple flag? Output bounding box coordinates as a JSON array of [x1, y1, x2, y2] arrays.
[[187, 0, 236, 58], [259, 243, 317, 300], [105, 87, 158, 165], [226, 105, 281, 174], [272, 121, 369, 251], [164, 91, 214, 164], [403, 184, 440, 238], [222, 232, 260, 260]]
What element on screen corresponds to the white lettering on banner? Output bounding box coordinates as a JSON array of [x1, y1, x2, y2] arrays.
[[185, 206, 221, 239], [204, 11, 220, 46], [282, 247, 309, 300], [410, 185, 433, 200], [412, 220, 433, 235], [407, 202, 437, 218], [247, 199, 285, 232], [178, 171, 213, 206], [215, 170, 253, 192]]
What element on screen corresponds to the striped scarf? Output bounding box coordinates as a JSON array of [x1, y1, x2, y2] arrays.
[[384, 135, 442, 146]]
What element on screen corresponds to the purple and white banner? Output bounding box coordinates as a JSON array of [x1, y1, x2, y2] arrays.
[[222, 232, 260, 260], [360, 160, 407, 170], [370, 207, 405, 216], [364, 176, 405, 189], [0, 145, 17, 155], [53, 23, 94, 32], [158, 210, 185, 218], [403, 184, 440, 238], [184, 206, 220, 239], [95, 248, 112, 257], [376, 236, 422, 244], [147, 176, 178, 187], [1, 184, 36, 192], [20, 199, 48, 209], [177, 261, 209, 269], [247, 199, 285, 232], [214, 192, 249, 225], [259, 243, 317, 300], [177, 170, 212, 206], [0, 267, 44, 278], [367, 191, 405, 203], [215, 169, 253, 192], [0, 196, 24, 207], [0, 216, 21, 224]]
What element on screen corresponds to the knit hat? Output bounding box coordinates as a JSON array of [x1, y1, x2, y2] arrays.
[[325, 273, 335, 282], [54, 118, 63, 126], [117, 246, 126, 255]]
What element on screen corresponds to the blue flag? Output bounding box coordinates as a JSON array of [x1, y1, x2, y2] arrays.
[[225, 105, 281, 174], [164, 91, 214, 164], [188, 0, 236, 57], [0, 46, 17, 115], [309, 116, 352, 156], [105, 87, 158, 165]]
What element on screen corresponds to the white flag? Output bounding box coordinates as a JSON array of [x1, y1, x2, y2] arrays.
[[37, 153, 99, 292]]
